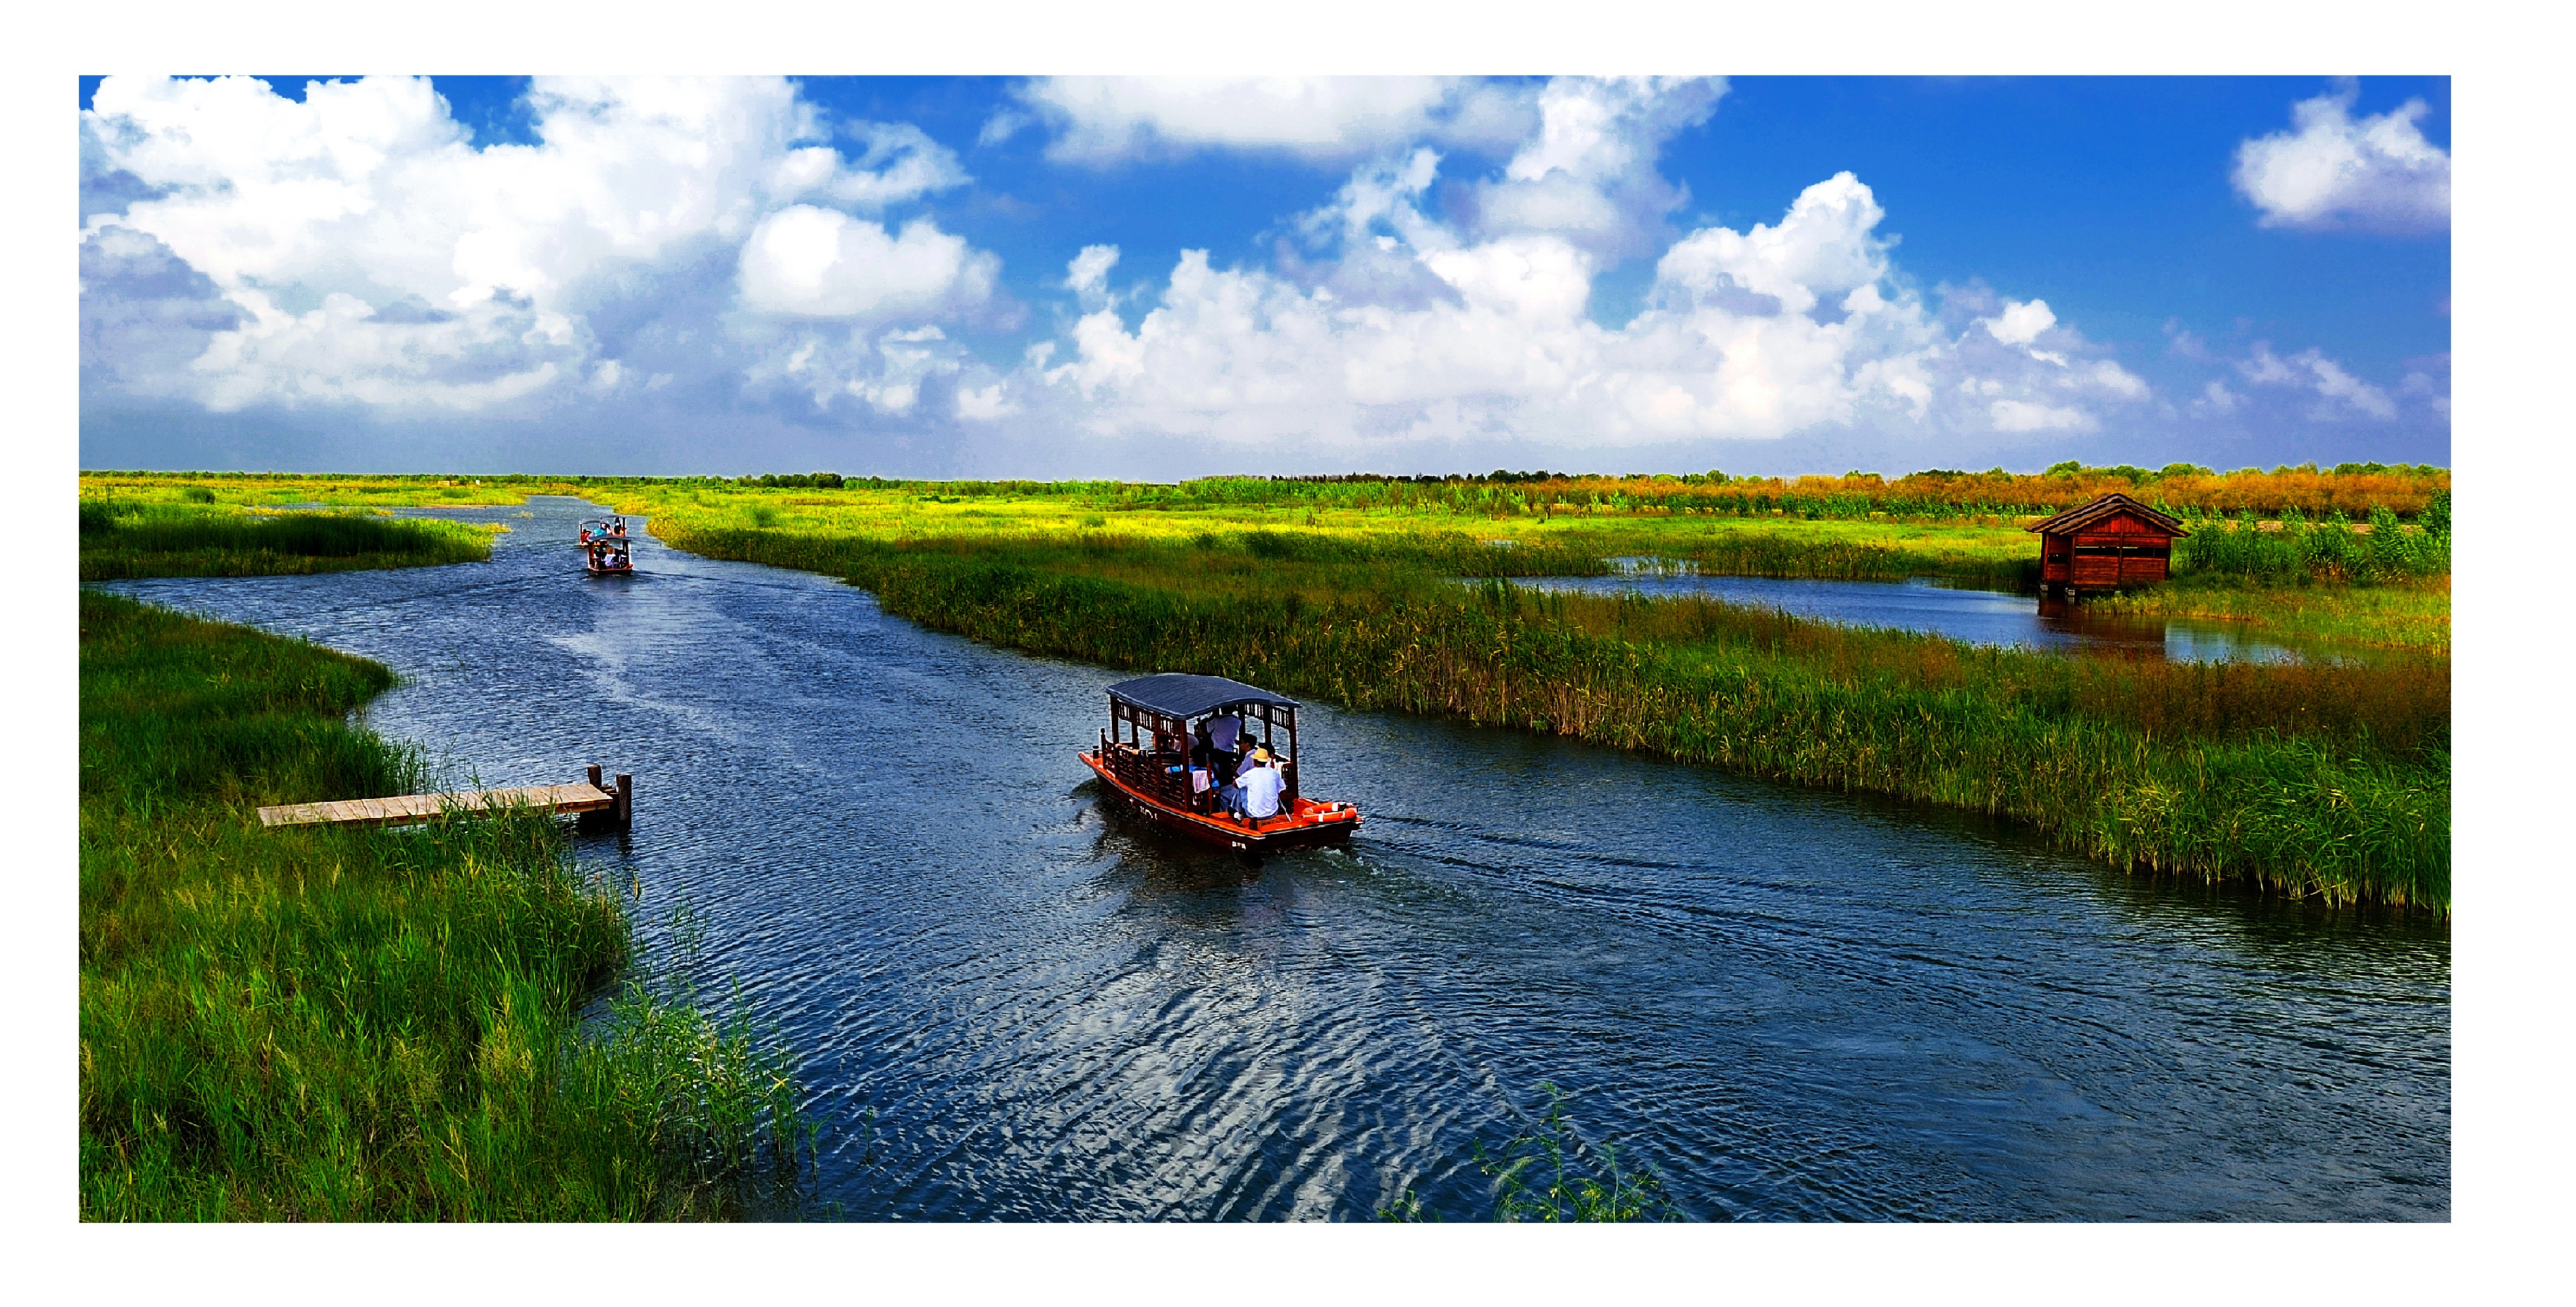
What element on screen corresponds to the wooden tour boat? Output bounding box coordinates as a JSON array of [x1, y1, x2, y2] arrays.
[[579, 517, 634, 575], [1080, 673, 1361, 852]]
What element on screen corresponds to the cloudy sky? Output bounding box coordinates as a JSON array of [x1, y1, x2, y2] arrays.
[[77, 75, 2450, 479]]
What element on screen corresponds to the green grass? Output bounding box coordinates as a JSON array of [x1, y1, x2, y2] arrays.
[[2172, 504, 2451, 585], [1577, 517, 2039, 584], [1475, 1086, 1678, 1222], [1381, 1083, 1679, 1222], [80, 591, 811, 1219], [2091, 575, 2452, 652], [80, 500, 495, 582], [80, 471, 544, 509], [1379, 1083, 1679, 1221]]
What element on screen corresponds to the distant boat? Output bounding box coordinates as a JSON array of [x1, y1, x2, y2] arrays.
[[578, 518, 633, 575], [1080, 673, 1361, 852]]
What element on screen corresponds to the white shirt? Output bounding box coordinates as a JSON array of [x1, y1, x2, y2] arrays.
[[1239, 762, 1285, 819]]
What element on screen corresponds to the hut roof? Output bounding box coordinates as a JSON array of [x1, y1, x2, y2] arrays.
[[2026, 492, 2186, 537]]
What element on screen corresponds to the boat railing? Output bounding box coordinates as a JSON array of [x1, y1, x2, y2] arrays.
[[1099, 732, 1303, 817]]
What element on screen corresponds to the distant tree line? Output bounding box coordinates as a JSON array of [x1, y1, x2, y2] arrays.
[[81, 461, 2453, 520]]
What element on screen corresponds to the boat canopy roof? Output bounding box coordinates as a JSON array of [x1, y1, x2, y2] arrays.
[[1106, 673, 1298, 720]]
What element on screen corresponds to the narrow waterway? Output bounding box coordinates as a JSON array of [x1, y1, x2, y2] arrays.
[[101, 496, 2449, 1220], [1512, 567, 2352, 663]]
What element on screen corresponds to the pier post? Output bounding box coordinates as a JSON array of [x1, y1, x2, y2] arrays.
[[615, 773, 634, 828], [588, 764, 603, 790]]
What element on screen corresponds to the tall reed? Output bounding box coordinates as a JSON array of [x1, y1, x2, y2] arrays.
[[1379, 1083, 1680, 1222], [80, 501, 492, 581], [2175, 504, 2451, 584]]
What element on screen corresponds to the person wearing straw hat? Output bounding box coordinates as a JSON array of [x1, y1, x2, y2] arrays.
[[1235, 747, 1286, 826]]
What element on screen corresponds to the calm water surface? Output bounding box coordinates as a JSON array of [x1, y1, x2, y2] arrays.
[[1515, 567, 2352, 664], [103, 497, 2448, 1220]]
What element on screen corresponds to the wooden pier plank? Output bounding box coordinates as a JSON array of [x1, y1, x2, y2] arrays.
[[256, 781, 618, 828]]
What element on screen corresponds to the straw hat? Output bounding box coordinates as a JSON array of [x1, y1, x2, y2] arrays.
[[1251, 748, 1270, 762]]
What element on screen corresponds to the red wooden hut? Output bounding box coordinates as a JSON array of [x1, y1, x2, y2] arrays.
[[2026, 492, 2186, 597]]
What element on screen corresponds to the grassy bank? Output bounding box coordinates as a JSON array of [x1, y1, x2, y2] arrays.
[[650, 521, 2447, 911], [2091, 576, 2453, 653], [80, 500, 495, 581], [80, 591, 809, 1219], [80, 471, 548, 509], [2173, 502, 2451, 585]]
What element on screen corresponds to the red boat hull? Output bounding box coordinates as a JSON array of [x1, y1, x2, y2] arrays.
[[1080, 751, 1360, 852]]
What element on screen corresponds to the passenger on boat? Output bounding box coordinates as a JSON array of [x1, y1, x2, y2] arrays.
[[1234, 748, 1286, 825], [1204, 716, 1243, 787], [1216, 747, 1249, 817], [1189, 723, 1218, 802]]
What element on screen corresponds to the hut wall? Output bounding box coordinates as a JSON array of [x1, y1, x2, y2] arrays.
[[2040, 507, 2178, 591]]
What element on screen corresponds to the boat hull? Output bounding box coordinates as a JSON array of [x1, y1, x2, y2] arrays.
[[1080, 751, 1360, 852]]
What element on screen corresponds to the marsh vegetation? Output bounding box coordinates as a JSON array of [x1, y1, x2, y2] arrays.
[[78, 592, 811, 1219], [80, 499, 493, 581], [1382, 1084, 1681, 1221]]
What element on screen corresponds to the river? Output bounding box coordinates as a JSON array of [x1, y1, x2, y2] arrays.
[[100, 496, 2450, 1220]]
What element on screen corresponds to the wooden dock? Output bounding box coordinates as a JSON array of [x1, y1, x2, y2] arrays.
[[257, 773, 630, 829]]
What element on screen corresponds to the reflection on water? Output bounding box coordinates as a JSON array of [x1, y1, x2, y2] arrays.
[[1518, 566, 2336, 664], [98, 497, 2447, 1220]]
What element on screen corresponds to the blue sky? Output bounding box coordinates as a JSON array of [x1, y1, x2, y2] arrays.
[[78, 75, 2450, 478]]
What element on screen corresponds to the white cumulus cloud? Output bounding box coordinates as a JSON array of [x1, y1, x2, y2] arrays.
[[767, 122, 971, 211], [955, 384, 1015, 420], [81, 75, 1002, 413], [1066, 244, 1121, 301], [1034, 109, 2150, 454], [1012, 76, 1539, 164], [1982, 300, 2057, 347], [1656, 172, 1887, 317], [1990, 399, 2093, 433], [737, 205, 996, 319], [1471, 76, 1724, 258], [737, 321, 1009, 419], [2232, 86, 2449, 233], [2239, 342, 2398, 418]]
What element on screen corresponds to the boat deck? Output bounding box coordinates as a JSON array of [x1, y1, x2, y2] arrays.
[[1080, 751, 1358, 850]]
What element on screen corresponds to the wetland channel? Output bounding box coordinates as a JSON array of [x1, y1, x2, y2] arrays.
[[1513, 565, 2360, 664], [99, 496, 2449, 1220]]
